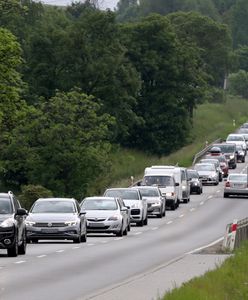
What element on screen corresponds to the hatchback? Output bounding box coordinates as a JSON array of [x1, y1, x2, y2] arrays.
[[224, 174, 248, 198]]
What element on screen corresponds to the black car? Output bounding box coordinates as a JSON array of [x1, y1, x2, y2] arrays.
[[0, 192, 27, 257], [236, 145, 245, 163], [211, 143, 237, 169], [187, 169, 202, 194]]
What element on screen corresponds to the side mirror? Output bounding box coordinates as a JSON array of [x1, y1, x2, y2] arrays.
[[16, 208, 28, 216], [223, 178, 227, 181], [125, 206, 130, 210], [121, 207, 128, 212], [79, 209, 87, 215], [175, 183, 179, 186]]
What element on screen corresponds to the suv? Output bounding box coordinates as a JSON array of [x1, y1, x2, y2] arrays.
[[0, 192, 27, 257], [211, 143, 237, 169]]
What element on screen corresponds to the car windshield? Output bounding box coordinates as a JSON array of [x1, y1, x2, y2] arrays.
[[105, 190, 139, 200], [215, 144, 235, 153], [195, 164, 215, 171], [201, 160, 218, 166], [31, 201, 76, 213], [81, 199, 118, 210], [215, 156, 226, 163], [143, 176, 174, 187], [0, 197, 12, 214], [229, 175, 247, 182], [227, 136, 244, 141], [187, 171, 199, 179], [236, 145, 243, 151], [138, 189, 159, 197]]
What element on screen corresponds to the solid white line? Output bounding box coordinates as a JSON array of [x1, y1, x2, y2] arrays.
[[166, 221, 173, 225], [187, 237, 224, 254], [37, 255, 46, 258], [179, 214, 184, 218], [56, 250, 64, 253], [114, 238, 123, 241], [15, 261, 26, 264], [190, 208, 195, 212]]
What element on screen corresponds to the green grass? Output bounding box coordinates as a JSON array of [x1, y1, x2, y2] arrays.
[[161, 241, 248, 300], [107, 95, 248, 188]]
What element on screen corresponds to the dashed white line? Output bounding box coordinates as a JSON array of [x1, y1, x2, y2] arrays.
[[200, 201, 204, 205], [15, 261, 26, 264], [72, 247, 80, 249], [179, 214, 184, 218], [207, 195, 213, 199], [114, 237, 123, 241], [101, 241, 108, 244], [216, 190, 221, 193], [134, 232, 142, 235], [87, 243, 95, 246], [166, 221, 173, 225], [37, 255, 46, 258], [151, 227, 158, 231], [190, 208, 196, 212], [56, 250, 64, 253]]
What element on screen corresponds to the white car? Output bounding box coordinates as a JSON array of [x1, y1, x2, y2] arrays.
[[226, 134, 247, 153], [133, 186, 166, 217], [104, 188, 148, 226]]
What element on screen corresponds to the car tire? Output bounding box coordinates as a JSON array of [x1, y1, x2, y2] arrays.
[[162, 208, 166, 217], [137, 218, 144, 226], [224, 193, 229, 198], [171, 202, 176, 211], [73, 234, 81, 243], [197, 188, 201, 195], [127, 222, 131, 231], [116, 224, 124, 236], [31, 239, 39, 243], [123, 226, 128, 236], [7, 238, 18, 257], [144, 216, 148, 225], [242, 158, 245, 163], [81, 231, 87, 243], [18, 232, 27, 255]]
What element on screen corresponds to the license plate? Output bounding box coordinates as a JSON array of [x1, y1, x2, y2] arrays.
[[88, 222, 105, 228], [233, 183, 246, 188]]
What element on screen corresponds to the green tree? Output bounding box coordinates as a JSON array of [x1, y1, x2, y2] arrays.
[[0, 89, 115, 198], [228, 70, 248, 98]]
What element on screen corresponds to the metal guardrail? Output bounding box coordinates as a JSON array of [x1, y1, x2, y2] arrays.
[[192, 138, 222, 165], [235, 217, 248, 248]]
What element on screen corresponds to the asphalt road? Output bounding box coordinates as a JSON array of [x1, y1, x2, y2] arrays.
[[1, 162, 248, 300]]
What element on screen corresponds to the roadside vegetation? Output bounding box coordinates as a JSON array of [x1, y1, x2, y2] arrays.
[[161, 241, 248, 300]]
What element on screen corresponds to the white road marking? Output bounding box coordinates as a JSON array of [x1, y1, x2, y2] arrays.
[[190, 208, 196, 212], [200, 201, 204, 205], [87, 243, 95, 246], [216, 190, 221, 193], [15, 261, 26, 264], [72, 247, 80, 249], [114, 237, 123, 241], [151, 227, 158, 231], [134, 232, 142, 235], [56, 250, 64, 253], [187, 237, 224, 254], [37, 255, 46, 258], [179, 214, 184, 218], [207, 195, 213, 199], [166, 221, 173, 225], [101, 241, 108, 244]]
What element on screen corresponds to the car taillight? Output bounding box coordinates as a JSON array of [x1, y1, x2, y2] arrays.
[[225, 181, 230, 187]]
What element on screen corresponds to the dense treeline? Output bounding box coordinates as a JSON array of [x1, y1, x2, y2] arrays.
[[0, 0, 247, 198]]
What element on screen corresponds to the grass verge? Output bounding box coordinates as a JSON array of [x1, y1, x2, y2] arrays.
[[161, 241, 248, 300], [107, 95, 248, 188]]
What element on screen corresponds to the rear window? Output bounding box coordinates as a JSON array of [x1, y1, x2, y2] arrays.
[[143, 176, 174, 187], [187, 171, 199, 179], [138, 189, 159, 197], [214, 144, 235, 153], [105, 190, 139, 200], [81, 199, 118, 210], [227, 135, 244, 142], [229, 175, 247, 182]]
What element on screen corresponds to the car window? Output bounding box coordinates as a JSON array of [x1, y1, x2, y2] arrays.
[[31, 201, 76, 213], [195, 164, 215, 171], [0, 197, 13, 214], [81, 199, 118, 210], [143, 176, 174, 187], [13, 196, 20, 211], [105, 190, 139, 200], [181, 170, 186, 180], [229, 175, 247, 182], [227, 135, 244, 141], [138, 189, 159, 197], [187, 171, 199, 179], [214, 144, 235, 153]]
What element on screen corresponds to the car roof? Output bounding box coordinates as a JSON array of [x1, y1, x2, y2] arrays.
[[134, 186, 159, 190], [83, 196, 117, 201], [195, 163, 215, 166], [106, 188, 139, 192], [36, 198, 76, 202]]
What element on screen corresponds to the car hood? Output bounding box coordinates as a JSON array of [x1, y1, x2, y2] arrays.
[[197, 171, 216, 176], [123, 199, 142, 208], [143, 197, 161, 204], [158, 187, 175, 194], [26, 213, 79, 222], [84, 210, 119, 219], [0, 214, 13, 222]]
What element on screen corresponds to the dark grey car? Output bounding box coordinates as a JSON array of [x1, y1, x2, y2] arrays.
[[0, 192, 27, 257], [26, 198, 87, 243]]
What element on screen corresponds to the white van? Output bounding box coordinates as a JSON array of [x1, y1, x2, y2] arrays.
[[144, 166, 190, 204], [142, 172, 178, 210]]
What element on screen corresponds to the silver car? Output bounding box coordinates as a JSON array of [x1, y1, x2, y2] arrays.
[[26, 198, 87, 243], [224, 174, 248, 198], [200, 158, 223, 181], [133, 186, 166, 217], [104, 188, 148, 226], [80, 197, 129, 236], [194, 163, 219, 185]]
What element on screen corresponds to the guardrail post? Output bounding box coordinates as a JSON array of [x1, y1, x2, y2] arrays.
[[230, 219, 238, 251]]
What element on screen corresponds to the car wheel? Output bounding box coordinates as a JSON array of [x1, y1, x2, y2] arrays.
[[7, 238, 18, 257], [31, 239, 38, 243], [127, 222, 131, 231], [123, 226, 128, 236], [144, 216, 148, 225], [224, 193, 229, 198], [171, 202, 176, 211], [243, 158, 245, 163], [18, 232, 27, 255], [197, 188, 201, 195], [73, 233, 81, 243], [116, 224, 124, 236], [137, 218, 144, 226], [162, 207, 166, 217], [81, 231, 87, 243]]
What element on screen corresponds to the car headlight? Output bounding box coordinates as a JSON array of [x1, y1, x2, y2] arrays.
[[108, 215, 120, 221], [152, 201, 161, 206], [230, 155, 234, 159], [65, 221, 78, 226], [25, 221, 36, 226], [0, 219, 14, 228]]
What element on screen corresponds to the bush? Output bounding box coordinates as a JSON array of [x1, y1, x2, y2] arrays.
[[19, 185, 53, 210], [228, 70, 248, 98], [206, 87, 226, 103]]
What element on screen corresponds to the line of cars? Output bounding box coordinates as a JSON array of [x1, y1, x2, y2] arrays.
[[1, 123, 248, 257]]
